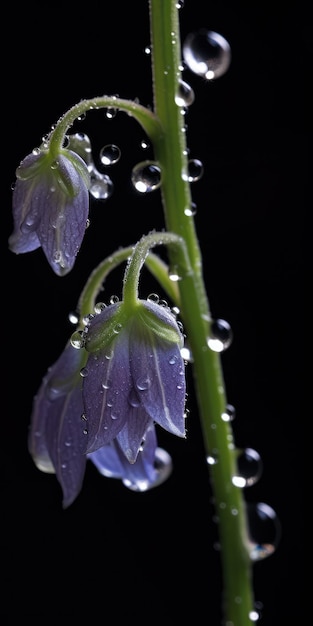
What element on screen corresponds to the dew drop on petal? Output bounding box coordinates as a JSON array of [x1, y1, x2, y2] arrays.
[[183, 29, 231, 80], [247, 502, 281, 561], [131, 160, 162, 193]]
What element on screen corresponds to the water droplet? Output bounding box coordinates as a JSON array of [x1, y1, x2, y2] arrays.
[[68, 311, 79, 325], [247, 502, 281, 561], [207, 454, 218, 465], [175, 79, 195, 107], [70, 330, 85, 349], [183, 29, 231, 80], [168, 265, 182, 281], [67, 133, 93, 167], [99, 144, 121, 166], [136, 376, 151, 391], [94, 302, 107, 314], [109, 295, 119, 304], [147, 293, 160, 304], [182, 158, 203, 182], [221, 404, 236, 422], [123, 447, 172, 492], [89, 172, 114, 200], [128, 389, 141, 407], [232, 448, 263, 488], [131, 160, 162, 193], [208, 319, 233, 352], [184, 202, 197, 216]]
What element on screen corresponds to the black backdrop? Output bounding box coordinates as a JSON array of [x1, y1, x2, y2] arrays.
[[3, 1, 308, 623]]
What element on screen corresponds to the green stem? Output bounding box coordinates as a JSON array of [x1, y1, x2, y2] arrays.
[[77, 244, 182, 324], [149, 1, 254, 624], [48, 96, 163, 158], [122, 231, 191, 310]]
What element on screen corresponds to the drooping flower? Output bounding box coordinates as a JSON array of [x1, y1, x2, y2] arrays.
[[82, 298, 187, 462], [9, 146, 90, 276], [28, 297, 183, 507]]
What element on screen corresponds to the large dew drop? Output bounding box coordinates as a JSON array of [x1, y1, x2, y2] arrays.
[[247, 502, 281, 561], [131, 160, 162, 193], [232, 448, 263, 487], [208, 319, 233, 352], [183, 29, 231, 80]]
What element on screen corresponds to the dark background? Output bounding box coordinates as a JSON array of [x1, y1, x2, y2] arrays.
[[3, 1, 308, 623]]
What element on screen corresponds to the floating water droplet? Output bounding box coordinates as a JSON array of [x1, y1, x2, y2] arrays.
[[180, 345, 193, 362], [89, 172, 114, 200], [208, 319, 233, 352], [232, 448, 263, 487], [247, 502, 281, 561], [175, 79, 195, 107], [131, 160, 162, 193], [67, 133, 92, 166], [99, 144, 121, 166], [183, 29, 231, 80], [68, 311, 79, 325]]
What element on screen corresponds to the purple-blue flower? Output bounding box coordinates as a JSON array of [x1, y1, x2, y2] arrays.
[[28, 298, 185, 507], [9, 147, 90, 276], [82, 298, 186, 461]]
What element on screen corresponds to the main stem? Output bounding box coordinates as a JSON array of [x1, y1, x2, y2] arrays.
[[149, 1, 254, 624]]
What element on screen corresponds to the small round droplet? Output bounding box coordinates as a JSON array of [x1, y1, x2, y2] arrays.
[[247, 502, 281, 561], [232, 448, 263, 487], [131, 160, 162, 193], [183, 158, 203, 182], [183, 29, 231, 80], [175, 79, 195, 107], [221, 404, 236, 422], [208, 319, 233, 352], [99, 144, 121, 166]]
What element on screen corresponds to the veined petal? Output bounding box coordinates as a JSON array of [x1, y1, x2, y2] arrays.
[[45, 384, 87, 509], [130, 323, 186, 438], [116, 405, 152, 463], [83, 329, 132, 453], [28, 342, 88, 508]]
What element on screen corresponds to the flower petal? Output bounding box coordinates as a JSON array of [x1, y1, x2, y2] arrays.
[[116, 405, 152, 463], [28, 342, 88, 508], [130, 326, 186, 437], [89, 423, 172, 491], [83, 329, 132, 453]]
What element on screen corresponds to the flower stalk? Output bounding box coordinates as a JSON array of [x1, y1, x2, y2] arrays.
[[149, 0, 255, 623]]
